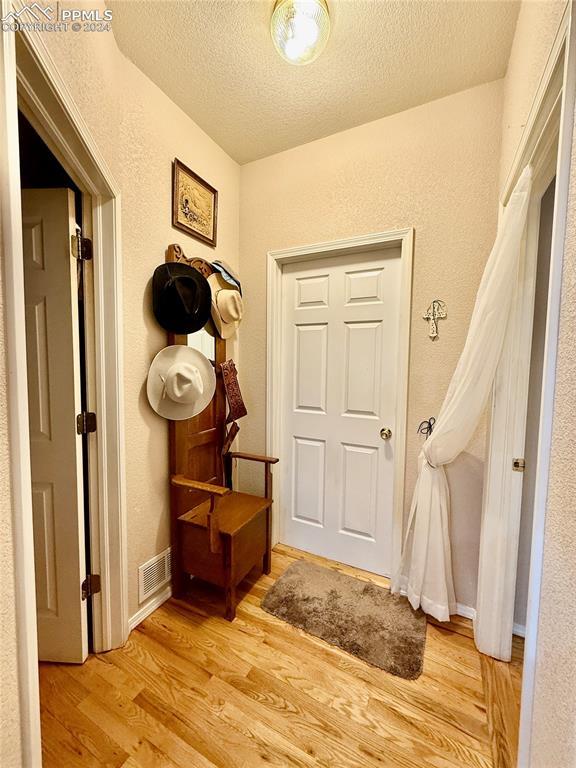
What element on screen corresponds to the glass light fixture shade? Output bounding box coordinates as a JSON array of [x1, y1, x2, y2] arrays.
[[271, 0, 331, 66]]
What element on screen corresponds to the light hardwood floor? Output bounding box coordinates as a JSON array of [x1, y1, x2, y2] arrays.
[[39, 545, 524, 768]]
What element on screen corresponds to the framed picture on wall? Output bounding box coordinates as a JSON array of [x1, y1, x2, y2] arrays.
[[172, 158, 218, 247]]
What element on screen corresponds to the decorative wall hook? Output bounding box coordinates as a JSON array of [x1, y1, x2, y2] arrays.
[[417, 417, 436, 438], [423, 299, 447, 340]]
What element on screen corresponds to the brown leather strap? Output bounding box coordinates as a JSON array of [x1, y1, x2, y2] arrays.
[[221, 360, 247, 423]]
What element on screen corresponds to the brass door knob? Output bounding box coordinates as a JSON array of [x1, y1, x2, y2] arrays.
[[380, 427, 392, 440]]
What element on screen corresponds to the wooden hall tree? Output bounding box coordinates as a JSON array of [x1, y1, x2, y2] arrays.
[[166, 245, 278, 619]]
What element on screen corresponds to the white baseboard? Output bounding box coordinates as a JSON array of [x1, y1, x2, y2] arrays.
[[455, 602, 526, 638], [512, 622, 526, 638], [128, 585, 172, 632], [456, 602, 476, 621]]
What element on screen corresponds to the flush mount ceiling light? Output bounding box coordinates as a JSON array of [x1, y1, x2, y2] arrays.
[[271, 0, 331, 66]]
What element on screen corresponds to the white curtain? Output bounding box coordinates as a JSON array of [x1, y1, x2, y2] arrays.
[[391, 165, 533, 621]]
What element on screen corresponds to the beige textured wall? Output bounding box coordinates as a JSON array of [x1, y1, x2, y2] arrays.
[[239, 80, 503, 607], [0, 213, 23, 767], [38, 4, 240, 616]]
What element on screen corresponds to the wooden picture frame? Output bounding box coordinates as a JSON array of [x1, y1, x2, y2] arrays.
[[172, 158, 218, 247]]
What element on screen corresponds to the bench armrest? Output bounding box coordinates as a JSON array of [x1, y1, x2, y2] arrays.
[[228, 452, 279, 465], [171, 475, 231, 496], [226, 452, 278, 500], [171, 474, 229, 554]]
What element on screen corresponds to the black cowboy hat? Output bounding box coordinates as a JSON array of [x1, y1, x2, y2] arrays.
[[152, 262, 212, 334]]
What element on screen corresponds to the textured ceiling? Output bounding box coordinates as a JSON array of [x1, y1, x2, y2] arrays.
[[108, 0, 519, 164]]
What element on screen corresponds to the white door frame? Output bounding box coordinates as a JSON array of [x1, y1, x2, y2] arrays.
[[476, 62, 564, 660], [266, 228, 414, 576], [518, 6, 576, 765], [0, 7, 128, 764], [473, 2, 575, 765]]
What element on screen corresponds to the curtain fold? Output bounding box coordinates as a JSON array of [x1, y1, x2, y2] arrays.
[[391, 165, 533, 621]]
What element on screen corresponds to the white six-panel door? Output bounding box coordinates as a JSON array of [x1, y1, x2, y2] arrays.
[[281, 248, 402, 575], [22, 188, 88, 663]]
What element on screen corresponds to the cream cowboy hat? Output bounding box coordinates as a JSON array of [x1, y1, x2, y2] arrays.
[[147, 345, 216, 421], [207, 272, 244, 339]]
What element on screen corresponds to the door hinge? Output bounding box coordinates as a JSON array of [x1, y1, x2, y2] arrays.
[[76, 411, 97, 435], [71, 234, 93, 261], [512, 458, 526, 472], [82, 574, 101, 600]]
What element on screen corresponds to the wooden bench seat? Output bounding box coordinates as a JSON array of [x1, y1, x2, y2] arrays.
[[178, 492, 272, 535], [170, 454, 278, 620]]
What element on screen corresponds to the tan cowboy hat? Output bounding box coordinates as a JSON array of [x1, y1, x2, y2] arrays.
[[207, 272, 244, 339], [212, 260, 242, 294], [147, 345, 216, 421]]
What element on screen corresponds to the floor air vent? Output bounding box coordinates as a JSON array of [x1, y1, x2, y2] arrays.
[[138, 547, 172, 603]]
